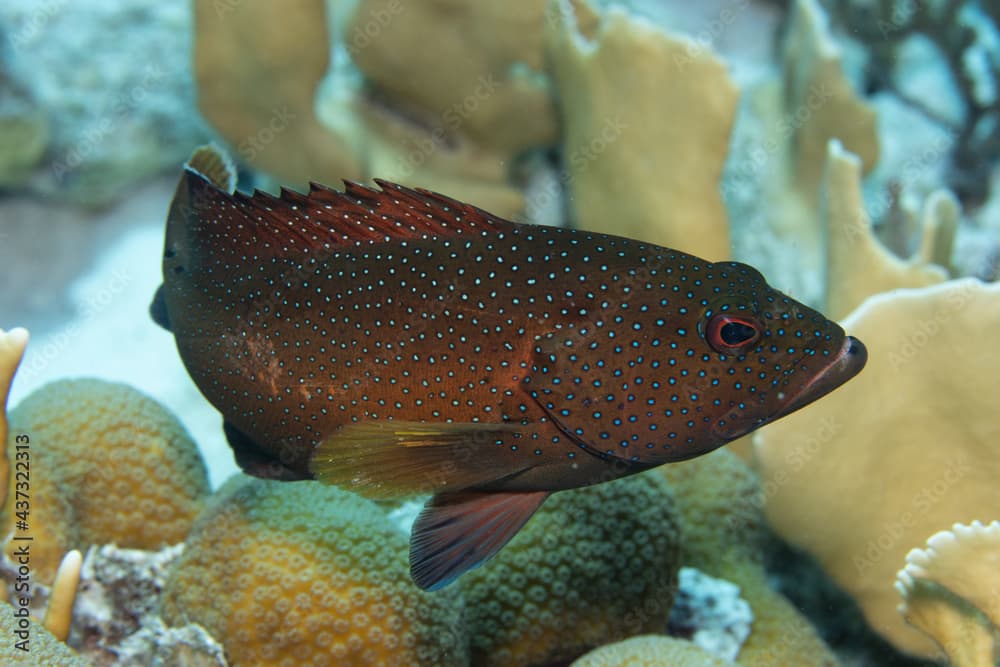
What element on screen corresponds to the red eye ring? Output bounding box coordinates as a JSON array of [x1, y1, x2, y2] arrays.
[[706, 314, 760, 354]]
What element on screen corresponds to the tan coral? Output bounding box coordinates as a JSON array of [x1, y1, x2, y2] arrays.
[[822, 140, 953, 319], [0, 600, 91, 666], [545, 0, 735, 261], [658, 449, 839, 667], [0, 327, 28, 510], [570, 635, 731, 666], [753, 278, 1000, 658], [42, 549, 82, 642], [896, 521, 1000, 666], [345, 0, 572, 155]]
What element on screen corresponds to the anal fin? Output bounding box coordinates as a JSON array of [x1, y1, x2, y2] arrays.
[[410, 490, 549, 590], [309, 420, 526, 499]]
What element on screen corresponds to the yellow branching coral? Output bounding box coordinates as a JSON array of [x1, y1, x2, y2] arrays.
[[0, 327, 29, 513], [545, 0, 735, 262], [161, 475, 467, 667], [753, 279, 1000, 658], [2, 379, 210, 583], [657, 449, 839, 667], [460, 474, 682, 667], [570, 635, 731, 666], [897, 521, 1000, 666]]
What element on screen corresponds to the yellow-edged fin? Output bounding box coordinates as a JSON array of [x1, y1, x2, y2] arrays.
[[309, 420, 527, 499], [186, 143, 237, 193]]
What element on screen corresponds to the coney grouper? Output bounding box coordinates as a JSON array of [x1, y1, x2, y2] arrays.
[[152, 145, 867, 590]]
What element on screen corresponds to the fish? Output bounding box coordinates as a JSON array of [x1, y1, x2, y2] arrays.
[[152, 144, 867, 590]]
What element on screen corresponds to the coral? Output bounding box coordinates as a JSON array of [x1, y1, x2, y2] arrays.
[[666, 567, 752, 662], [0, 0, 208, 205], [824, 0, 1000, 203], [753, 278, 1000, 658], [160, 475, 466, 667], [545, 0, 736, 262], [459, 473, 682, 667], [4, 379, 209, 579], [822, 140, 955, 319], [42, 549, 82, 642], [657, 449, 840, 666], [0, 599, 91, 666], [570, 635, 732, 667], [896, 520, 1000, 666], [345, 0, 562, 155], [0, 327, 29, 507], [193, 0, 525, 218]]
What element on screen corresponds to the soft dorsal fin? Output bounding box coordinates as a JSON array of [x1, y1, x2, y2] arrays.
[[170, 144, 518, 260]]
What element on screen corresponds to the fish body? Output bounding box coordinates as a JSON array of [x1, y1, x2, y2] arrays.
[[154, 145, 866, 589]]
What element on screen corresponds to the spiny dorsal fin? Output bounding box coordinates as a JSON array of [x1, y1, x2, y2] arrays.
[[175, 145, 519, 258], [185, 143, 237, 193]]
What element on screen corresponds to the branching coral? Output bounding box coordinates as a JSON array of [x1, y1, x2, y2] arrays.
[[161, 475, 467, 667], [0, 327, 29, 508], [460, 473, 682, 667], [753, 278, 1000, 658], [824, 0, 1000, 204]]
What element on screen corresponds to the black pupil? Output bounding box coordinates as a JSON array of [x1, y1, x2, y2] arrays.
[[720, 321, 756, 345]]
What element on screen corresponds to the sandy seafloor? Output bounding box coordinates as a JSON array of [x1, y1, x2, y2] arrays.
[[1, 176, 239, 489]]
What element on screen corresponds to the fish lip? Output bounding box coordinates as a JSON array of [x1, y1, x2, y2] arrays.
[[770, 335, 867, 422]]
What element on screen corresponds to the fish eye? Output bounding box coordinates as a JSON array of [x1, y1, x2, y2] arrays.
[[705, 314, 761, 354]]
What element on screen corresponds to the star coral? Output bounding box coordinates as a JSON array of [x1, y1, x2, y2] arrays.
[[160, 475, 467, 667], [460, 473, 682, 667], [2, 379, 210, 583], [658, 449, 839, 667], [571, 634, 732, 666]]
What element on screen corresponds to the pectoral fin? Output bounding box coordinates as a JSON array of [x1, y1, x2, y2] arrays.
[[410, 490, 549, 590], [309, 420, 528, 499]]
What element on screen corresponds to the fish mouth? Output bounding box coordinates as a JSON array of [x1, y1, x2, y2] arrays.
[[771, 335, 867, 422]]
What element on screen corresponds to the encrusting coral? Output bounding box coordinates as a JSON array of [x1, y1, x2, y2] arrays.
[[896, 520, 1000, 667], [0, 600, 92, 667], [657, 449, 839, 667], [2, 379, 210, 584], [460, 473, 682, 667], [545, 0, 736, 262], [160, 475, 467, 667], [753, 278, 1000, 658], [570, 634, 732, 667]]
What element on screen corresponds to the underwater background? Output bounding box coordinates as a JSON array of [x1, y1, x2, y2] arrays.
[[0, 0, 998, 665]]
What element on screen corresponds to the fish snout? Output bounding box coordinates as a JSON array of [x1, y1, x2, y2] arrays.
[[772, 335, 867, 421]]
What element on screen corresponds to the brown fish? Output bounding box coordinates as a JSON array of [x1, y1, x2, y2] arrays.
[[152, 145, 866, 589]]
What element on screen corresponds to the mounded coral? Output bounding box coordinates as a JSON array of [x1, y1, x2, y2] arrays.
[[753, 278, 1000, 658], [160, 475, 467, 667], [2, 379, 210, 583], [657, 449, 839, 667], [460, 473, 682, 667], [570, 634, 731, 667], [0, 599, 91, 666]]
